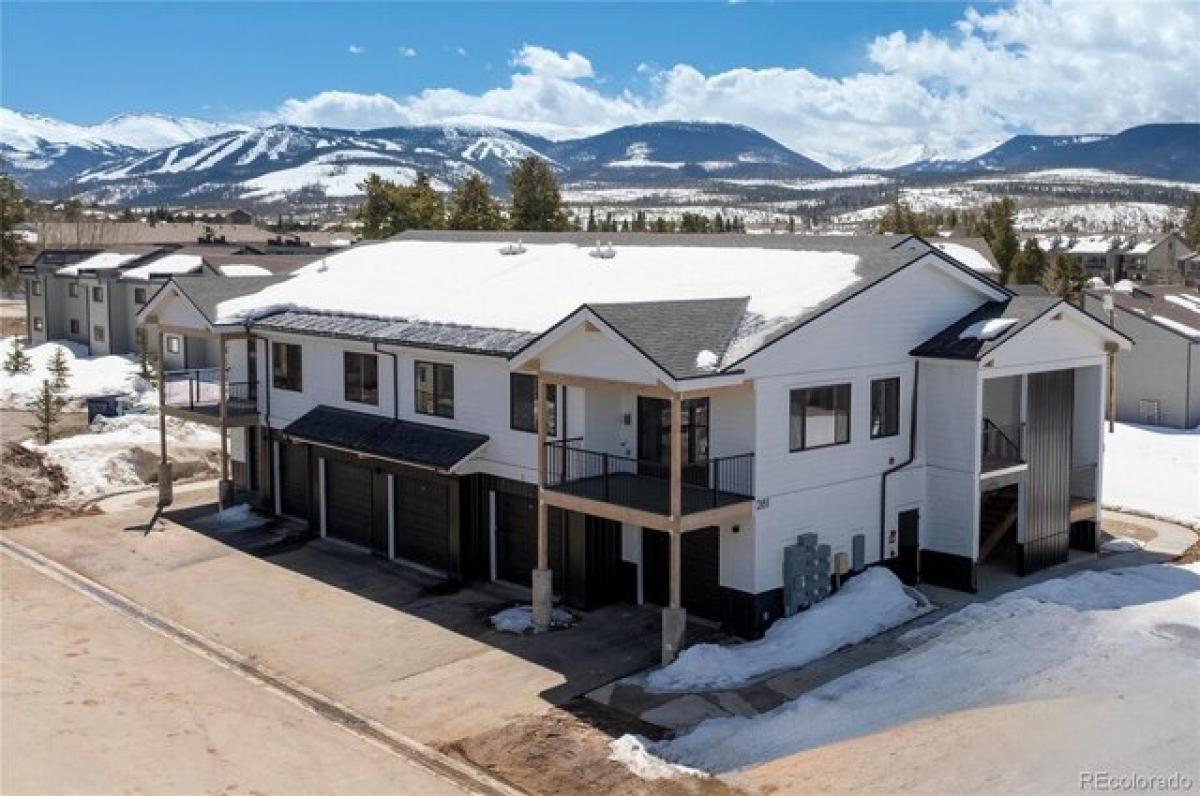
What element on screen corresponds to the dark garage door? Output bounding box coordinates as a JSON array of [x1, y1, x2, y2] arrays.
[[325, 460, 374, 549], [279, 441, 309, 520], [642, 526, 721, 620], [394, 475, 451, 571], [495, 492, 565, 590]]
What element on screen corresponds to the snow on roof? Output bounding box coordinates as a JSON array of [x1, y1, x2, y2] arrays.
[[1151, 315, 1200, 339], [218, 264, 273, 277], [215, 240, 864, 342], [1066, 236, 1115, 255], [118, 253, 204, 280], [56, 251, 141, 276], [1164, 294, 1200, 315], [958, 317, 1019, 341], [1127, 240, 1155, 255], [1113, 279, 1137, 294], [931, 242, 997, 275]]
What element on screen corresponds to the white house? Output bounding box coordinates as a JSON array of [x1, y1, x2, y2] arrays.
[[138, 231, 1128, 662]]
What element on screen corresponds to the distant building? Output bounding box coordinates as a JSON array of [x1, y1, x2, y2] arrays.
[[1041, 232, 1194, 285], [171, 207, 255, 225], [1082, 284, 1200, 428]]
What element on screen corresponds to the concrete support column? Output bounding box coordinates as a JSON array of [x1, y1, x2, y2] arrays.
[[156, 329, 173, 508], [532, 372, 552, 630], [661, 606, 687, 666], [663, 393, 686, 664]]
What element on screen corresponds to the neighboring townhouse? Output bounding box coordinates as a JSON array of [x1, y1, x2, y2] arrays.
[[139, 232, 1126, 661], [1082, 284, 1200, 428], [20, 242, 328, 360], [1041, 232, 1195, 285]]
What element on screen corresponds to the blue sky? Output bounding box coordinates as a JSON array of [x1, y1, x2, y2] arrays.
[[3, 1, 1197, 166], [3, 2, 970, 123]]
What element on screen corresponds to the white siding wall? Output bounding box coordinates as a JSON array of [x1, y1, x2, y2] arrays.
[[920, 359, 980, 559], [743, 260, 990, 592]]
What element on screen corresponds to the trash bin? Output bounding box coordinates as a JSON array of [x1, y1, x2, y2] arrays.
[[85, 394, 125, 424]]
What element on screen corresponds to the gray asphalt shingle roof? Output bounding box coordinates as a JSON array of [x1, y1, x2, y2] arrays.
[[167, 274, 291, 324], [587, 298, 750, 378], [283, 406, 488, 470], [255, 311, 536, 355], [910, 294, 1063, 360]]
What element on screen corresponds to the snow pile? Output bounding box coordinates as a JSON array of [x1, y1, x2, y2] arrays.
[[932, 242, 998, 275], [608, 736, 706, 781], [1103, 423, 1200, 527], [694, 350, 719, 371], [489, 604, 574, 634], [24, 413, 220, 505], [0, 338, 152, 409], [957, 317, 1018, 341], [1113, 279, 1137, 293], [192, 503, 272, 534], [646, 568, 929, 692], [624, 563, 1200, 774], [1101, 537, 1145, 553]]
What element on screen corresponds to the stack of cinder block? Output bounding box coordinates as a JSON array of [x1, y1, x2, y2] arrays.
[[782, 532, 832, 616]]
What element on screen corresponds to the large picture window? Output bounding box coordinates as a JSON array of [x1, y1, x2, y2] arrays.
[[870, 377, 901, 439], [272, 342, 303, 391], [510, 373, 557, 435], [415, 361, 454, 418], [789, 384, 851, 451], [343, 352, 379, 405]]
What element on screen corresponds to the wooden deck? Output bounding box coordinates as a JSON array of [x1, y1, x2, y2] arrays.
[[546, 472, 751, 517], [161, 400, 259, 427]]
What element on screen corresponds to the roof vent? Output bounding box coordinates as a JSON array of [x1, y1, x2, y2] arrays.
[[499, 239, 526, 256], [590, 240, 616, 260]]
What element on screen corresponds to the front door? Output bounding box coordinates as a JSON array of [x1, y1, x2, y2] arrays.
[[637, 397, 710, 485], [895, 509, 920, 585]]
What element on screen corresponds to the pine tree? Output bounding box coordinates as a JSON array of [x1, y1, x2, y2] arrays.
[[354, 172, 446, 238], [47, 345, 70, 390], [1043, 253, 1086, 303], [26, 379, 65, 445], [585, 206, 596, 232], [1011, 237, 1048, 285], [875, 200, 934, 236], [1183, 197, 1200, 249], [1, 169, 33, 288], [135, 326, 157, 383], [507, 157, 569, 231], [973, 198, 1019, 283], [447, 175, 503, 231], [3, 337, 31, 374]]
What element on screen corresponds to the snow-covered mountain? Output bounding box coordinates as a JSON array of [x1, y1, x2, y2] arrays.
[[853, 139, 1004, 172]]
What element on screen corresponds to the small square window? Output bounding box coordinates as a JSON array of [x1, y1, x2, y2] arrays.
[[510, 373, 557, 435], [31, 280, 42, 296], [33, 317, 44, 332], [415, 361, 454, 418], [343, 351, 379, 405], [69, 319, 81, 335], [134, 287, 147, 304], [93, 325, 106, 342], [272, 342, 303, 391], [68, 283, 79, 298], [870, 378, 901, 439], [92, 286, 104, 303], [165, 335, 181, 355]]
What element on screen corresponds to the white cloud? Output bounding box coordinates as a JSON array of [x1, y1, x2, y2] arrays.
[[456, 47, 468, 57], [399, 46, 417, 58], [271, 0, 1200, 167], [347, 44, 364, 55]]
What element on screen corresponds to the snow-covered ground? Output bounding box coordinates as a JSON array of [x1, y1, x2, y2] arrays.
[[832, 186, 996, 224], [970, 168, 1200, 192], [645, 568, 929, 692], [489, 604, 574, 633], [191, 503, 273, 534], [620, 562, 1200, 776], [24, 414, 220, 505], [1103, 422, 1200, 528], [1014, 202, 1186, 233], [0, 338, 153, 410]]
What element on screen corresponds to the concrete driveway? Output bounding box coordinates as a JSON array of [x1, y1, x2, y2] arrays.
[[1, 500, 665, 748]]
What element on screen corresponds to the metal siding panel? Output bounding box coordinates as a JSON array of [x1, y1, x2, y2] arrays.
[[1022, 370, 1074, 574]]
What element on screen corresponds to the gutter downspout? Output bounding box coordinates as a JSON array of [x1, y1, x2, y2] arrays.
[[880, 361, 920, 563], [373, 342, 400, 420]]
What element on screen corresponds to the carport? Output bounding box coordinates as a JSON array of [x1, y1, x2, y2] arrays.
[[280, 405, 488, 579]]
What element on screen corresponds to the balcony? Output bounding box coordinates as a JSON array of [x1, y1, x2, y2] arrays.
[[544, 439, 754, 523], [162, 368, 258, 425], [980, 419, 1026, 477]]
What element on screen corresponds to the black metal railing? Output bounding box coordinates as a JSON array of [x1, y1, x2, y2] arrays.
[[981, 419, 1025, 469], [544, 439, 753, 514], [163, 368, 257, 415]]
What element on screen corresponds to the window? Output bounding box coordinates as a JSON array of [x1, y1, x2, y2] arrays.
[[33, 317, 44, 332], [69, 319, 80, 335], [343, 352, 379, 405], [415, 361, 454, 418], [510, 373, 557, 435], [789, 384, 851, 451], [870, 378, 901, 439], [134, 287, 147, 304], [92, 286, 104, 303], [165, 335, 181, 355], [31, 280, 42, 296], [93, 325, 105, 342], [68, 283, 79, 298], [272, 342, 302, 391]]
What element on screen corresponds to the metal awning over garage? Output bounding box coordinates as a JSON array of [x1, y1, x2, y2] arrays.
[[282, 406, 488, 472]]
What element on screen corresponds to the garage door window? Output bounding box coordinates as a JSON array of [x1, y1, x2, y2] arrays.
[[415, 361, 454, 418], [343, 352, 379, 405]]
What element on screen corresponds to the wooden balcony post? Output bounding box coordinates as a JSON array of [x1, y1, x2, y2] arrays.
[[532, 371, 552, 630], [156, 329, 172, 507], [218, 336, 232, 508], [670, 393, 682, 522]]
